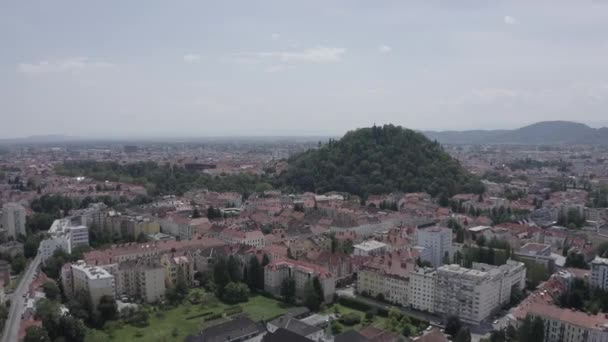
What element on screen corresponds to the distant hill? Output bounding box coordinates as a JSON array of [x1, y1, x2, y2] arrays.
[[424, 121, 608, 145], [280, 124, 484, 198]]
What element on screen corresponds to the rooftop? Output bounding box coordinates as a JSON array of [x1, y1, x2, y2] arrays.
[[354, 240, 388, 251]]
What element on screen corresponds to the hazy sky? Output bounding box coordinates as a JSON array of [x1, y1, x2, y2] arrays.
[[2, 1, 608, 138]]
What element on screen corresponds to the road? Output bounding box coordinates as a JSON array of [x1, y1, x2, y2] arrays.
[[1, 254, 41, 342]]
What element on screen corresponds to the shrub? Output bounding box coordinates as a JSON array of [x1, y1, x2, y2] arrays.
[[224, 306, 243, 316], [339, 312, 361, 326]]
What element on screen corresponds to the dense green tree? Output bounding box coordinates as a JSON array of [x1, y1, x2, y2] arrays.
[[98, 295, 118, 323], [11, 254, 26, 273], [56, 160, 274, 196], [24, 326, 51, 342], [221, 282, 249, 304], [454, 328, 471, 342], [227, 255, 240, 282], [279, 125, 484, 198], [304, 280, 322, 311], [280, 277, 296, 304], [58, 315, 86, 342], [42, 281, 60, 301], [445, 316, 462, 336]]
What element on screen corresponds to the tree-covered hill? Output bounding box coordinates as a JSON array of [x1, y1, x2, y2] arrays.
[[279, 124, 484, 198]]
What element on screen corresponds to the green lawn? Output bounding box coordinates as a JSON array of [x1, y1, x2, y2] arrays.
[[85, 291, 290, 342], [322, 303, 388, 332]]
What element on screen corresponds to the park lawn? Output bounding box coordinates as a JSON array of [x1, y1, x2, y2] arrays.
[[323, 303, 388, 332], [85, 292, 290, 342]]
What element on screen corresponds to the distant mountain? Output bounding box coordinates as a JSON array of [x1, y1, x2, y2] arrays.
[[280, 124, 484, 198], [423, 121, 608, 145]]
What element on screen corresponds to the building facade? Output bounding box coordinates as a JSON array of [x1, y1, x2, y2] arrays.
[[1, 203, 26, 239], [415, 227, 452, 267]]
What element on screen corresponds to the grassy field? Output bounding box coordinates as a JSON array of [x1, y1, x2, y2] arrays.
[[85, 291, 291, 342]]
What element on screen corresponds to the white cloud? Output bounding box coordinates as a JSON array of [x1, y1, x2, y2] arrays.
[[17, 57, 113, 75], [270, 33, 281, 40], [378, 45, 392, 54], [250, 46, 346, 63], [503, 15, 517, 24], [183, 54, 201, 63]]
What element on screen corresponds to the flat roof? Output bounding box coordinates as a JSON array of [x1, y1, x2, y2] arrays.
[[354, 240, 388, 251]]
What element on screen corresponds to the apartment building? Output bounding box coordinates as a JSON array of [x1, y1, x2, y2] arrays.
[[219, 228, 266, 248], [434, 261, 526, 324], [408, 267, 436, 312], [39, 219, 89, 264], [356, 249, 417, 306], [62, 261, 115, 309], [114, 260, 166, 303], [526, 303, 608, 342], [591, 256, 608, 290], [160, 254, 195, 287], [0, 202, 26, 239], [415, 227, 452, 267], [264, 258, 335, 303]]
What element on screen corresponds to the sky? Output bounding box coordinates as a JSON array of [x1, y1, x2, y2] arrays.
[[2, 0, 608, 138]]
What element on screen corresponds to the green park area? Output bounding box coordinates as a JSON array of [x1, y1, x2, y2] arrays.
[[85, 290, 290, 342]]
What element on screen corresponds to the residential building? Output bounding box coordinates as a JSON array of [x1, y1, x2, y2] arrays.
[[591, 256, 608, 290], [434, 261, 526, 324], [39, 219, 89, 264], [353, 240, 388, 256], [514, 243, 556, 273], [1, 203, 26, 239], [160, 254, 195, 287], [408, 267, 436, 312], [415, 227, 453, 267], [62, 261, 115, 309], [219, 228, 266, 248], [114, 259, 166, 303], [265, 258, 335, 303], [356, 249, 418, 306]]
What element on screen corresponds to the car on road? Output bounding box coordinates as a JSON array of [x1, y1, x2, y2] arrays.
[[493, 320, 499, 324]]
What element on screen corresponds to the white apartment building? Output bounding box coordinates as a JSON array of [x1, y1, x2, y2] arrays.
[[39, 219, 89, 264], [63, 261, 115, 309], [353, 240, 388, 256], [1, 203, 26, 239], [415, 227, 453, 267], [433, 261, 526, 324], [591, 256, 608, 290], [408, 267, 436, 312]]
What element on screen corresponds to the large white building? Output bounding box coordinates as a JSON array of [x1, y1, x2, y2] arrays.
[[408, 267, 436, 312], [1, 203, 26, 239], [591, 256, 608, 290], [62, 261, 115, 309], [433, 261, 526, 324], [415, 227, 453, 267], [39, 219, 90, 264]]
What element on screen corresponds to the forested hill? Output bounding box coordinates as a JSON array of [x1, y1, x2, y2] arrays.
[[280, 124, 484, 198]]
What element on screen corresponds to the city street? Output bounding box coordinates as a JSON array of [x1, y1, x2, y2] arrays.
[[1, 254, 41, 342]]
